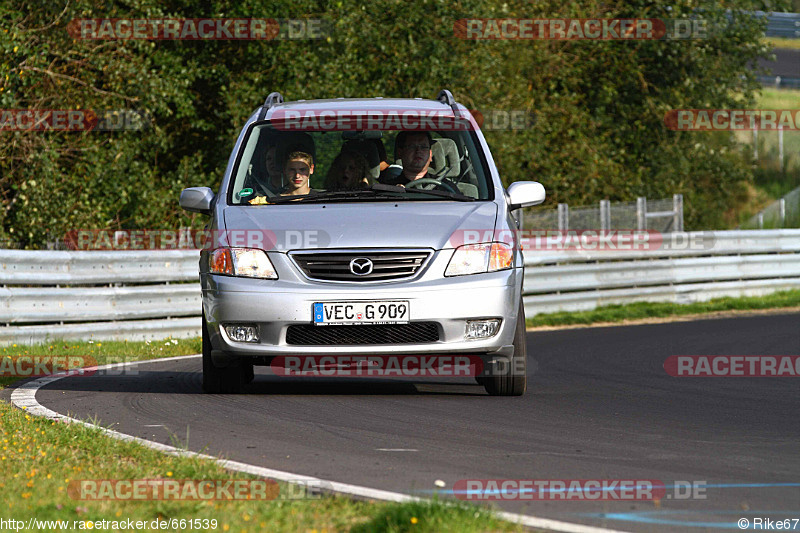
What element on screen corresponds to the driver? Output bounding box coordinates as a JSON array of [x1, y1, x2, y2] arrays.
[[379, 132, 453, 188]]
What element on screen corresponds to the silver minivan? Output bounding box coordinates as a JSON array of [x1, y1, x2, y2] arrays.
[[180, 91, 545, 395]]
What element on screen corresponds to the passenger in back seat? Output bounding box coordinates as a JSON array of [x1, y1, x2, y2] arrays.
[[325, 149, 371, 191], [261, 145, 284, 194]]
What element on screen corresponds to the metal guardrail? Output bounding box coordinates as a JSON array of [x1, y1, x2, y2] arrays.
[[0, 318, 201, 346], [522, 229, 800, 316], [0, 285, 199, 323], [0, 249, 202, 344], [524, 278, 800, 316], [758, 76, 800, 90], [522, 229, 800, 263], [763, 11, 800, 39], [0, 249, 199, 285], [524, 255, 800, 294], [1, 230, 799, 343]]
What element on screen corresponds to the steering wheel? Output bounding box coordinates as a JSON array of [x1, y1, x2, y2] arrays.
[[405, 177, 459, 194]]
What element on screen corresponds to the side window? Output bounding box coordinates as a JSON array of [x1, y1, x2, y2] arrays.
[[231, 128, 264, 204]]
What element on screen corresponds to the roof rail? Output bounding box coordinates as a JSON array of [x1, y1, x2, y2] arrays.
[[436, 89, 461, 118], [257, 92, 284, 121]]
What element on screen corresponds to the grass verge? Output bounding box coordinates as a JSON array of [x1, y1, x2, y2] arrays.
[[755, 87, 800, 109], [0, 339, 520, 532], [764, 37, 800, 51], [527, 289, 800, 328], [0, 338, 201, 389], [731, 87, 800, 227]]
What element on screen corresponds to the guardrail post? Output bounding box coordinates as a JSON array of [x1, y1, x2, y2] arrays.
[[673, 194, 684, 232], [753, 129, 758, 160], [758, 212, 764, 229], [179, 228, 193, 248], [780, 198, 786, 227], [636, 197, 647, 230], [557, 203, 569, 231], [600, 200, 610, 231]]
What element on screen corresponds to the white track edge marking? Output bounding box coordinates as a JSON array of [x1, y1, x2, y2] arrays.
[[10, 354, 630, 533]]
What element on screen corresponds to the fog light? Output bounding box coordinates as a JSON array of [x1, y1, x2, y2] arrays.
[[224, 324, 259, 343], [465, 319, 501, 340]]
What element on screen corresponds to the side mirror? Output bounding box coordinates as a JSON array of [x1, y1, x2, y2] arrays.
[[179, 187, 215, 215], [507, 181, 545, 211]]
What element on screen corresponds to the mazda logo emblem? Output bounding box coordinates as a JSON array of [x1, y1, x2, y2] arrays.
[[349, 257, 373, 276]]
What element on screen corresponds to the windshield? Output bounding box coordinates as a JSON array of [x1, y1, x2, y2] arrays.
[[228, 124, 493, 205]]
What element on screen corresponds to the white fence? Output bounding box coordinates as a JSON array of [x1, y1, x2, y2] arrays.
[[1, 229, 799, 344], [523, 195, 684, 232], [741, 186, 800, 229]]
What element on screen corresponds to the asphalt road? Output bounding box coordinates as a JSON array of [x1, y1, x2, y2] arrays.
[[9, 313, 800, 532], [758, 48, 800, 77]]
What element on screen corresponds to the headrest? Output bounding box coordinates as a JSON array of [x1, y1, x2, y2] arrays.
[[430, 138, 460, 179], [275, 132, 316, 170]]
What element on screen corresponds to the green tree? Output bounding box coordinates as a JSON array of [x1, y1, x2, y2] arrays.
[[0, 0, 786, 246]]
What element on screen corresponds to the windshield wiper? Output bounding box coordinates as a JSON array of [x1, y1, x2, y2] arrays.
[[258, 183, 475, 204], [399, 186, 476, 202], [263, 187, 404, 204], [371, 182, 475, 201]]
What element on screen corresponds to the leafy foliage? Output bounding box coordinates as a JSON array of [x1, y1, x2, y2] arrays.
[[0, 0, 787, 246]]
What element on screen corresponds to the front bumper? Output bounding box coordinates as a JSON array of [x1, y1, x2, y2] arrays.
[[202, 257, 523, 364]]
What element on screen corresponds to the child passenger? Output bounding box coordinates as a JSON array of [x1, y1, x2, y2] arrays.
[[325, 149, 371, 191], [249, 150, 315, 203]]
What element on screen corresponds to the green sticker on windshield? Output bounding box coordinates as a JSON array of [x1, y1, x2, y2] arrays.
[[240, 188, 254, 197]]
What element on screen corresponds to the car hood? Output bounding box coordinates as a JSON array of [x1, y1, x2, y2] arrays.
[[222, 202, 498, 251]]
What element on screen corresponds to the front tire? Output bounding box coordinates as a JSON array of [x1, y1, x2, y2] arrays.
[[483, 302, 527, 396], [202, 315, 246, 393]]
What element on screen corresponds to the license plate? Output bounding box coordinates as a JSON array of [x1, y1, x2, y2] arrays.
[[313, 301, 410, 325]]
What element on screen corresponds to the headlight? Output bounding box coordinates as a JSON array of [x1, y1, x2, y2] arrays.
[[209, 248, 278, 279], [445, 243, 513, 276]]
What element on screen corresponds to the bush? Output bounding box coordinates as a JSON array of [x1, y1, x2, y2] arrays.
[[0, 0, 786, 246]]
